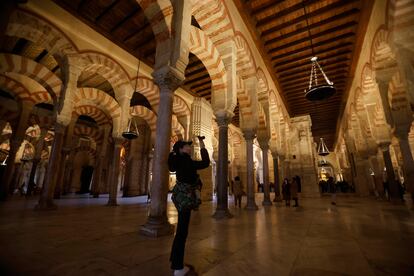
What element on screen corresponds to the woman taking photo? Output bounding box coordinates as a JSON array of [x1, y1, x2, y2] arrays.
[[168, 136, 210, 276]]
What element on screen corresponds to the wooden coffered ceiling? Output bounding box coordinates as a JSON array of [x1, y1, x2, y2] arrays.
[[52, 0, 241, 127], [236, 0, 374, 149]]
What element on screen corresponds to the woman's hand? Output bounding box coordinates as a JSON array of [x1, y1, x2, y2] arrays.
[[197, 136, 206, 148]]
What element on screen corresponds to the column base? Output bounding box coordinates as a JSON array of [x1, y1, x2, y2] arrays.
[[34, 199, 58, 211], [212, 209, 233, 219], [245, 203, 259, 210], [140, 215, 174, 237], [262, 199, 272, 206], [273, 195, 283, 202], [106, 199, 119, 206]]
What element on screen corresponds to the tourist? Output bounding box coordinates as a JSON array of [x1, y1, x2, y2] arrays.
[[328, 176, 336, 205], [282, 178, 291, 207], [168, 136, 210, 276], [291, 177, 299, 207], [233, 176, 243, 208]]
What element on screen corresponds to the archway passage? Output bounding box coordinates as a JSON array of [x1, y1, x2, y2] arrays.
[[79, 165, 94, 194]]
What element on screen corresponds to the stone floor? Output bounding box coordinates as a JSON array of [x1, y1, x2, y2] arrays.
[[0, 194, 413, 276]]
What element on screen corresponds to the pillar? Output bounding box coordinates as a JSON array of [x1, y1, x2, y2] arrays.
[[92, 125, 110, 197], [35, 122, 66, 210], [272, 152, 282, 202], [26, 127, 48, 196], [260, 143, 272, 206], [212, 113, 233, 219], [107, 138, 123, 206], [140, 70, 181, 237], [369, 155, 385, 198], [54, 117, 76, 198], [394, 130, 414, 196], [244, 129, 258, 210], [379, 143, 400, 202], [0, 104, 31, 200]]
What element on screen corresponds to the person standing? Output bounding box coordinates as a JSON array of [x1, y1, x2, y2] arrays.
[[168, 136, 210, 276], [291, 177, 299, 207], [233, 176, 243, 208], [282, 178, 291, 207]]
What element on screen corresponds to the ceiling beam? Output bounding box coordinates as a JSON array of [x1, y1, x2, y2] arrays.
[[255, 0, 320, 27], [95, 0, 120, 22], [273, 43, 353, 66], [266, 21, 358, 53], [278, 57, 350, 77], [260, 0, 359, 36], [264, 9, 359, 46], [110, 8, 139, 33]]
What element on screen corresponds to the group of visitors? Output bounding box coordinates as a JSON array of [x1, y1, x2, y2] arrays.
[[281, 176, 301, 207], [319, 178, 354, 193]]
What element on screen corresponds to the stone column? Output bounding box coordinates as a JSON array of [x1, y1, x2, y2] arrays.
[[394, 130, 414, 195], [379, 143, 399, 201], [260, 143, 272, 206], [243, 129, 258, 210], [107, 138, 123, 206], [212, 113, 233, 219], [54, 118, 76, 198], [26, 127, 48, 196], [92, 125, 110, 197], [369, 155, 385, 198], [140, 70, 181, 237], [272, 152, 282, 202], [0, 104, 31, 200], [35, 122, 66, 210]]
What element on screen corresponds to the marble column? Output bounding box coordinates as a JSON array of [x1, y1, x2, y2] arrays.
[[0, 104, 31, 200], [212, 114, 233, 219], [54, 118, 76, 198], [244, 129, 258, 210], [26, 127, 48, 196], [272, 153, 282, 202], [107, 138, 123, 206], [35, 122, 66, 210], [140, 72, 181, 237], [93, 126, 110, 197], [394, 130, 414, 195], [379, 143, 399, 201], [260, 144, 272, 206], [369, 155, 385, 198]]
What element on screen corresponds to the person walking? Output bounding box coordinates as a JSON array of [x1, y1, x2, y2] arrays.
[[168, 136, 210, 276], [282, 178, 291, 207], [233, 176, 243, 208], [291, 177, 299, 207]]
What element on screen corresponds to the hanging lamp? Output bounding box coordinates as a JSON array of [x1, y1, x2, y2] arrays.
[[122, 59, 141, 140], [317, 138, 330, 156], [302, 2, 336, 101]]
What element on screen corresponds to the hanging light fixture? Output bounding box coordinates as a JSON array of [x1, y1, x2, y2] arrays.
[[122, 118, 139, 140], [302, 2, 336, 101], [317, 138, 330, 156], [122, 59, 141, 140]]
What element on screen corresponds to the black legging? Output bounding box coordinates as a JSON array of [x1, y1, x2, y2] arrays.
[[170, 210, 191, 270]]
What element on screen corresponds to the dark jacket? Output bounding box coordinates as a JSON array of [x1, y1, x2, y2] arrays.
[[168, 148, 210, 184]]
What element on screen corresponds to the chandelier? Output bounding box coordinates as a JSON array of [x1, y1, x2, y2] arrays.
[[122, 59, 141, 140], [302, 2, 336, 101], [317, 138, 330, 156]]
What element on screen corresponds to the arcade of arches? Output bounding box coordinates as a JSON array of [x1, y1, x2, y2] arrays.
[[0, 0, 414, 275]]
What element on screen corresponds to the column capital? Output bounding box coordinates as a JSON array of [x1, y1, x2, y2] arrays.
[[378, 141, 391, 152], [375, 68, 396, 85], [243, 129, 256, 141], [152, 66, 183, 91], [215, 112, 233, 127]]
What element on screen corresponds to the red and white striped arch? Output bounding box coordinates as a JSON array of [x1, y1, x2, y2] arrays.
[[189, 26, 227, 98], [74, 87, 121, 121], [73, 105, 112, 126], [6, 9, 77, 58], [235, 34, 256, 79], [0, 54, 62, 102], [78, 52, 132, 97], [0, 74, 51, 104], [191, 0, 235, 49], [74, 124, 104, 145]]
